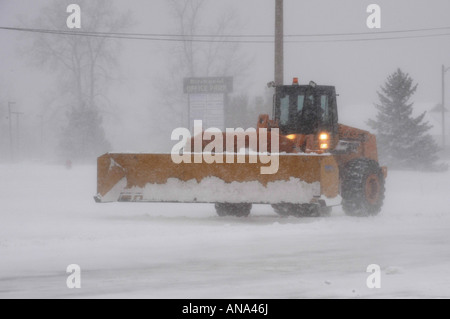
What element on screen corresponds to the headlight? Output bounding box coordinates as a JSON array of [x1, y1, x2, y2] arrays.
[[319, 133, 329, 141], [286, 134, 297, 140], [319, 132, 329, 150]]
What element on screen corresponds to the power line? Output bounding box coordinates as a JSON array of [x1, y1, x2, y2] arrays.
[[1, 26, 450, 43], [302, 32, 450, 43], [286, 25, 450, 38], [0, 26, 271, 43], [2, 25, 450, 38]]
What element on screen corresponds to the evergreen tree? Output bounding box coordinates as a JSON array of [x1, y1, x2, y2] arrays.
[[368, 68, 445, 171]]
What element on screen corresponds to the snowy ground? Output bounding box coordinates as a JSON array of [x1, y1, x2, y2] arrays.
[[0, 162, 450, 299]]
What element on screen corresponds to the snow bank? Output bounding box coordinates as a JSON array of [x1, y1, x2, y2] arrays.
[[103, 176, 321, 204]]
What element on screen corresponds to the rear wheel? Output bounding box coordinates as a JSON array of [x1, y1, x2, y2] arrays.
[[215, 203, 252, 217], [341, 159, 385, 217], [272, 203, 321, 217], [271, 203, 291, 217]]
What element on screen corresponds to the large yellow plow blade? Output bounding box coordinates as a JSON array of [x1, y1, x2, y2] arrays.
[[95, 153, 339, 204]]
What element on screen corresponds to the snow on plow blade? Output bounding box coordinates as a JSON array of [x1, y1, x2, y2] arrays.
[[94, 153, 339, 204]]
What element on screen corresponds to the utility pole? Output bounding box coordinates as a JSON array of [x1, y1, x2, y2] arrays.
[[442, 65, 450, 149], [275, 0, 284, 86], [8, 101, 15, 161]]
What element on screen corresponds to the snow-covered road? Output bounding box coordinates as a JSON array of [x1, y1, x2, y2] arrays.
[[0, 163, 449, 298]]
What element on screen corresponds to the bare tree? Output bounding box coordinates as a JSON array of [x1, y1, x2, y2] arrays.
[[24, 0, 131, 161], [153, 0, 252, 129], [168, 0, 247, 78]]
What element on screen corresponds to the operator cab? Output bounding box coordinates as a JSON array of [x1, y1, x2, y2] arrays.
[[273, 80, 339, 136]]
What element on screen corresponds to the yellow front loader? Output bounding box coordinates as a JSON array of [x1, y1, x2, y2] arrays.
[[95, 81, 386, 217]]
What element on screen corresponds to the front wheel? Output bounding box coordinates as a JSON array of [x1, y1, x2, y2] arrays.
[[215, 203, 252, 217], [341, 159, 385, 217]]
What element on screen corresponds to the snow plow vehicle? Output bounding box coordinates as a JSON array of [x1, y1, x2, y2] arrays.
[[95, 79, 387, 217]]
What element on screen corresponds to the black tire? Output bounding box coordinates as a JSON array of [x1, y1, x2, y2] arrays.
[[215, 203, 252, 217], [271, 203, 291, 217], [341, 159, 385, 217], [272, 203, 320, 217], [293, 204, 320, 217]]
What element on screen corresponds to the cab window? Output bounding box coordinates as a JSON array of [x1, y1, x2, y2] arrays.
[[320, 95, 330, 123], [297, 95, 305, 112], [280, 95, 289, 125]]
